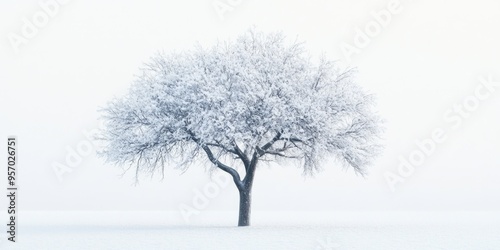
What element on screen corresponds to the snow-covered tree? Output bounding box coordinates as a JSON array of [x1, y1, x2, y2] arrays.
[[99, 29, 383, 226]]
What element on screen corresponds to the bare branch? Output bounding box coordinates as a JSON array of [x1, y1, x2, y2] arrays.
[[233, 140, 250, 170], [200, 145, 244, 191], [256, 132, 282, 157]]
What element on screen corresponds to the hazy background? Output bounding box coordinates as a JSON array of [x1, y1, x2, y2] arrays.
[[0, 0, 499, 215]]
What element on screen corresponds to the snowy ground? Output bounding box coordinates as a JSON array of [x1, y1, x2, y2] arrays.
[[2, 211, 500, 250]]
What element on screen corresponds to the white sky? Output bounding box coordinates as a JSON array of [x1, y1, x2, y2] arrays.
[[0, 0, 499, 213]]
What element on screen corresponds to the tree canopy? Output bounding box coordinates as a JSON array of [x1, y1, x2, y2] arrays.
[[99, 30, 383, 183]]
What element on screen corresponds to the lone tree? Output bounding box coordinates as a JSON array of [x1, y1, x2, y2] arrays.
[[99, 30, 382, 226]]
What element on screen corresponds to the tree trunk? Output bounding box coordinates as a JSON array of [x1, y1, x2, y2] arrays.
[[237, 154, 258, 227], [238, 189, 251, 226]]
